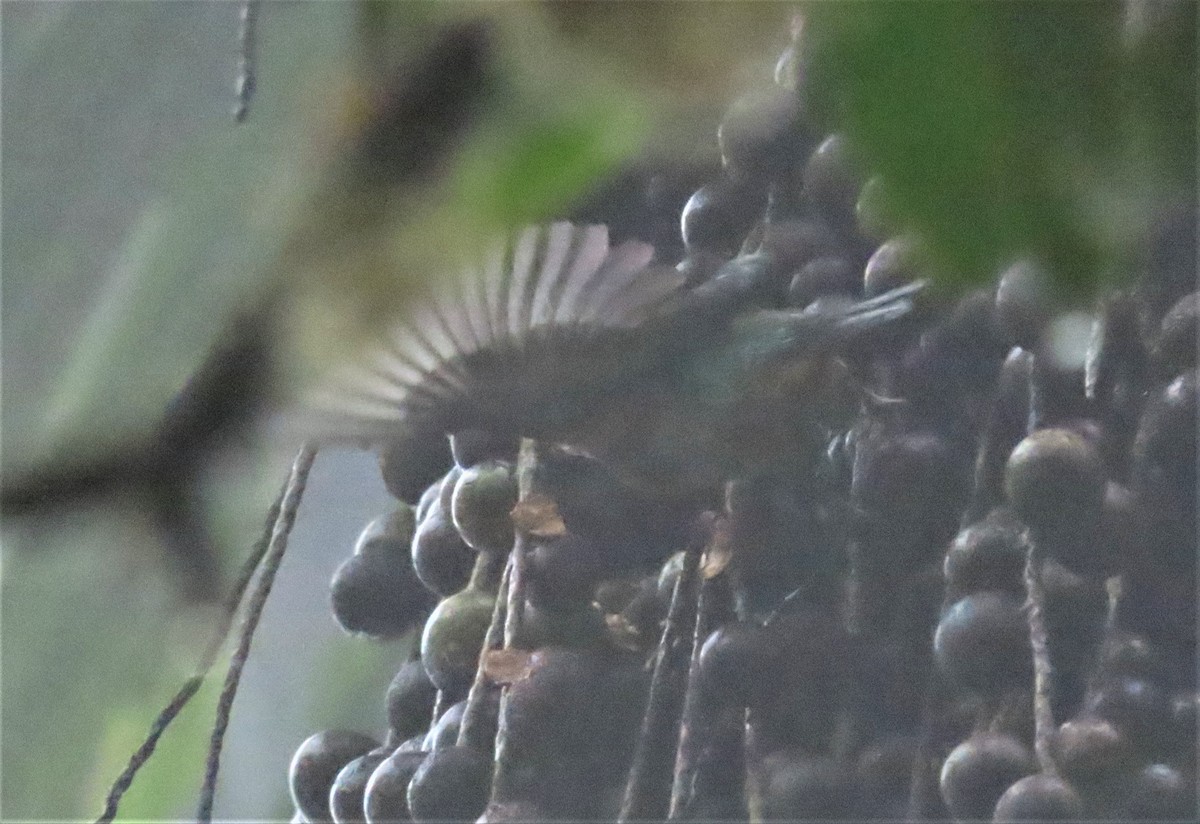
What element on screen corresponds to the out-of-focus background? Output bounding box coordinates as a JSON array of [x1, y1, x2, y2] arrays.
[[2, 1, 1193, 820]]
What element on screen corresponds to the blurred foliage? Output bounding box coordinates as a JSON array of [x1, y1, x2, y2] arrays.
[[803, 0, 1196, 300]]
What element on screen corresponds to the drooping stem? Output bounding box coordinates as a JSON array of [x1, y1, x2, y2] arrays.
[[458, 557, 512, 752], [1023, 531, 1058, 775], [94, 452, 293, 824], [232, 0, 259, 122], [489, 439, 535, 802], [668, 571, 718, 820], [197, 444, 318, 823], [618, 544, 701, 823]]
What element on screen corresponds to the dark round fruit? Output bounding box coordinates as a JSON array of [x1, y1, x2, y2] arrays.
[[938, 733, 1036, 822], [995, 259, 1053, 350], [698, 621, 772, 707], [364, 749, 427, 823], [290, 731, 379, 824], [330, 541, 434, 638], [476, 800, 551, 822], [420, 587, 495, 694], [760, 752, 857, 821], [355, 506, 417, 556], [406, 745, 491, 824], [800, 133, 862, 228], [755, 218, 840, 294], [410, 507, 475, 597], [1121, 763, 1195, 821], [855, 176, 896, 243], [679, 177, 766, 257], [864, 236, 924, 297], [786, 255, 858, 308], [1004, 428, 1107, 551], [524, 535, 607, 614], [449, 430, 518, 469], [1085, 676, 1171, 752], [386, 661, 438, 742], [330, 749, 392, 824], [717, 85, 809, 181], [943, 510, 1027, 597], [450, 461, 517, 553], [855, 735, 917, 815], [1133, 369, 1197, 494], [1153, 291, 1198, 375], [423, 690, 499, 753], [379, 437, 452, 504], [1050, 717, 1139, 792], [992, 773, 1084, 822], [933, 592, 1031, 694]]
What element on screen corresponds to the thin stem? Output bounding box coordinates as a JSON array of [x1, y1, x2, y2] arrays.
[[196, 444, 318, 822], [458, 558, 512, 752], [94, 460, 291, 824], [233, 0, 259, 122], [1023, 531, 1058, 775], [668, 573, 716, 820], [489, 439, 535, 803], [618, 545, 701, 823]]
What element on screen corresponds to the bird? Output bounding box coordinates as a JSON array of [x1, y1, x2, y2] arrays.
[[299, 220, 924, 508]]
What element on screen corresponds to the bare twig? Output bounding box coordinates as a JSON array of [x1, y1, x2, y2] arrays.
[[458, 558, 512, 752], [94, 460, 291, 824], [197, 444, 318, 822], [233, 0, 260, 122], [619, 545, 701, 822], [1022, 532, 1058, 775]]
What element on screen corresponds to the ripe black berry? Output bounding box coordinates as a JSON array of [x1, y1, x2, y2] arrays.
[[680, 177, 767, 257], [330, 748, 391, 824], [943, 510, 1027, 598], [938, 733, 1036, 822], [406, 745, 491, 823], [379, 437, 452, 504], [991, 773, 1084, 822], [410, 507, 474, 597], [386, 661, 438, 742], [290, 731, 379, 824], [718, 86, 810, 182], [934, 592, 1031, 695], [364, 749, 427, 823]]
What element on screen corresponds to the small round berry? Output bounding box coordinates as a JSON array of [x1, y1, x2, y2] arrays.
[[934, 592, 1031, 694], [364, 749, 426, 823], [855, 176, 897, 243], [698, 621, 772, 707], [786, 255, 858, 308], [330, 542, 433, 638], [1122, 763, 1195, 821], [386, 661, 438, 742], [406, 745, 491, 823], [800, 133, 862, 228], [410, 506, 475, 597], [680, 177, 766, 257], [330, 748, 392, 824], [354, 506, 417, 556], [718, 86, 809, 181], [448, 430, 518, 468], [992, 773, 1084, 822], [943, 510, 1027, 598], [1153, 291, 1198, 375], [450, 461, 517, 553], [1004, 428, 1106, 555], [290, 731, 379, 824], [1085, 676, 1171, 752], [995, 259, 1053, 350], [420, 587, 495, 693], [760, 752, 857, 821], [938, 733, 1035, 822], [1051, 717, 1139, 792], [863, 235, 924, 297], [379, 438, 452, 504]]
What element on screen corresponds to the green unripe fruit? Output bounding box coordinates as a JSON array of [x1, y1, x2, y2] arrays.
[[420, 587, 495, 693], [451, 461, 517, 553]]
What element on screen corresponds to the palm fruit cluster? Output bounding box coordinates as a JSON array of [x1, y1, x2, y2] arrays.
[[286, 18, 1196, 824]]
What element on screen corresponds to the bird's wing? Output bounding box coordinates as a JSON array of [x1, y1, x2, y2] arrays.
[[297, 222, 684, 444]]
